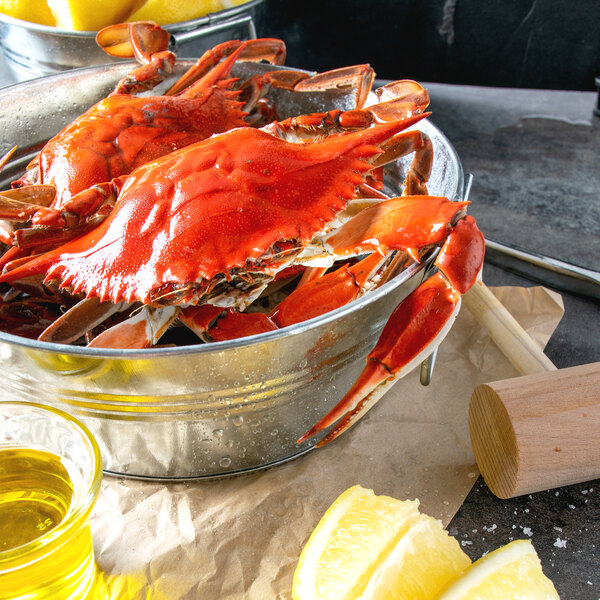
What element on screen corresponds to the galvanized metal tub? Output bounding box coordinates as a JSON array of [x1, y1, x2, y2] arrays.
[[0, 0, 264, 81], [0, 63, 465, 479]]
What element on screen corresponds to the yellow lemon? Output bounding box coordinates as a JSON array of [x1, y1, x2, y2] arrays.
[[358, 514, 472, 600], [435, 539, 560, 600], [46, 0, 140, 31], [0, 0, 56, 26], [127, 0, 225, 26], [292, 485, 471, 600]]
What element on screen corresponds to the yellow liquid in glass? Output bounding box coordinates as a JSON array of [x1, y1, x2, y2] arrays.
[[0, 447, 73, 550], [0, 447, 96, 599]]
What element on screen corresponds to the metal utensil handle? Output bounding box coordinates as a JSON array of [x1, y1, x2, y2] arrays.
[[485, 238, 600, 302], [171, 14, 256, 49]]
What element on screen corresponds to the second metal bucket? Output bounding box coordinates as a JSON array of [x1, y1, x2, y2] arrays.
[[0, 0, 264, 81]]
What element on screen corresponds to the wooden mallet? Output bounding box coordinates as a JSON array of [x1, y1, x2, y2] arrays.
[[464, 280, 600, 498]]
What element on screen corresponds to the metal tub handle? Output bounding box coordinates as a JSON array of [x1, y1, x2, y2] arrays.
[[171, 14, 256, 51]]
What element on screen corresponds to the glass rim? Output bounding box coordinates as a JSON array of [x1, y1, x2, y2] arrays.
[[0, 401, 102, 565]]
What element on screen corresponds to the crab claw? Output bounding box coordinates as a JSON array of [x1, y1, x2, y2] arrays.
[[297, 272, 461, 446], [299, 213, 485, 447], [434, 215, 484, 293], [326, 196, 470, 262], [96, 21, 170, 62]]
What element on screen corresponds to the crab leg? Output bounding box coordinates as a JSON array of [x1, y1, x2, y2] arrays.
[[373, 130, 433, 195], [324, 195, 470, 261], [38, 297, 131, 345], [298, 273, 462, 446], [298, 213, 485, 446], [86, 305, 179, 349], [270, 251, 387, 327], [165, 38, 287, 97], [0, 181, 122, 253], [204, 309, 279, 342]]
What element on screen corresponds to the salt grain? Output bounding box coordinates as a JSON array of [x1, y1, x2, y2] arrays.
[[554, 538, 567, 548]]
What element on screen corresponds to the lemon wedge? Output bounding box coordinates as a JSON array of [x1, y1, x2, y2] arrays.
[[435, 539, 560, 599], [358, 514, 472, 600], [126, 0, 225, 26], [0, 0, 56, 26], [46, 0, 140, 31], [292, 485, 471, 600]]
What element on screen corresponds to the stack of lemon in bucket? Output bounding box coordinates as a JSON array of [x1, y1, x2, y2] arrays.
[[0, 0, 250, 30], [293, 485, 560, 600]]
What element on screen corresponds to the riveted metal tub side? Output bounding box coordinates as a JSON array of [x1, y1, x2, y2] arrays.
[[0, 260, 427, 478]]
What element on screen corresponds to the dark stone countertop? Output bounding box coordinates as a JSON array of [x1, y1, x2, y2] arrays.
[[1, 55, 598, 597]]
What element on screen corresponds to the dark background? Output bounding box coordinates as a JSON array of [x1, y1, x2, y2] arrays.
[[257, 0, 600, 91]]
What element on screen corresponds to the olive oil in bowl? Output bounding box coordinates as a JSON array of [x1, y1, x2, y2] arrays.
[[0, 447, 74, 551], [0, 403, 102, 600]]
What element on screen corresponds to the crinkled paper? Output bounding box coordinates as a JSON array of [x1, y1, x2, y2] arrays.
[[92, 286, 564, 599]]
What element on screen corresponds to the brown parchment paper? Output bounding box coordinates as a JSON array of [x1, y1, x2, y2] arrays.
[[91, 285, 564, 600]]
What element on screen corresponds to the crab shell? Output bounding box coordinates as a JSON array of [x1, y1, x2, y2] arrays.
[[0, 117, 425, 305], [27, 48, 249, 209]]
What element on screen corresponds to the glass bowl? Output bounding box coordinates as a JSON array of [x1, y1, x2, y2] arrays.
[[0, 401, 102, 599]]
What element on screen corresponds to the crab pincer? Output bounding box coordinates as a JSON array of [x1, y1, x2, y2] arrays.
[[298, 214, 485, 447]]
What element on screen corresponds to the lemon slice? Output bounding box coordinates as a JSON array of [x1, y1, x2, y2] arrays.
[[436, 539, 560, 599], [0, 0, 56, 26], [127, 0, 224, 26], [46, 0, 139, 30], [358, 514, 471, 600], [292, 485, 470, 600]]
